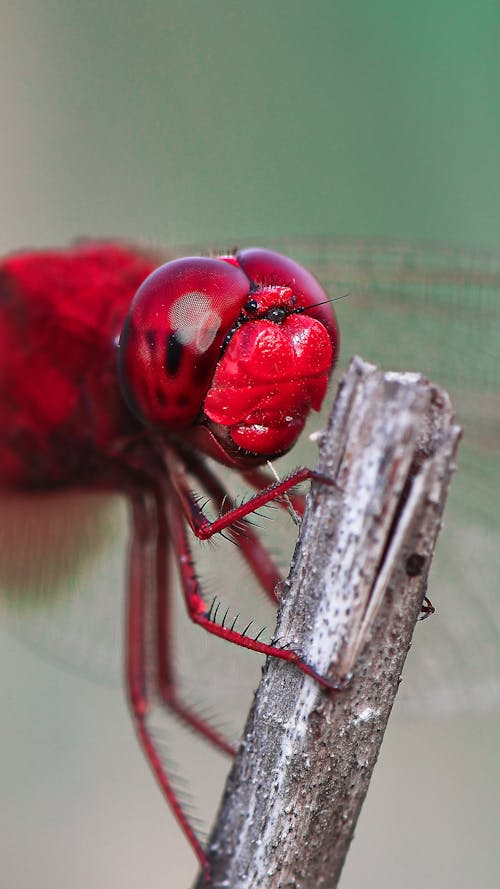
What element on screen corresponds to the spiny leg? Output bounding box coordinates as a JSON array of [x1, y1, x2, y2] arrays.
[[126, 488, 211, 884], [182, 451, 283, 603], [242, 465, 307, 517], [152, 481, 236, 756], [166, 493, 341, 692], [165, 448, 329, 544]]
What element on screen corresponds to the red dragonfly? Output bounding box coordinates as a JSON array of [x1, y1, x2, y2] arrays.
[[1, 238, 499, 885], [0, 242, 343, 883]]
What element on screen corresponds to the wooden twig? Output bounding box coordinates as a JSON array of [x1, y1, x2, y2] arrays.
[[194, 356, 461, 889]]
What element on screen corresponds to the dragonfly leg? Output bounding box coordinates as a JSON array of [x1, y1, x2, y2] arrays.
[[152, 483, 237, 757], [167, 495, 342, 692], [419, 595, 436, 620], [167, 449, 332, 543], [182, 453, 283, 603], [242, 465, 307, 517], [126, 489, 217, 886]]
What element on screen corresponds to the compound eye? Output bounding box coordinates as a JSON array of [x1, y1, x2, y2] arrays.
[[244, 297, 259, 313], [266, 306, 288, 324]]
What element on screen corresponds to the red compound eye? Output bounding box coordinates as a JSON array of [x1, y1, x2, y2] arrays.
[[119, 256, 250, 429]]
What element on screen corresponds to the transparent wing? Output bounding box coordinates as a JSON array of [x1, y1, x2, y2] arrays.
[[273, 237, 500, 716]]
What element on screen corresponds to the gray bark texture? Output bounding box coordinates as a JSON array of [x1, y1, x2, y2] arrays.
[[194, 356, 461, 889]]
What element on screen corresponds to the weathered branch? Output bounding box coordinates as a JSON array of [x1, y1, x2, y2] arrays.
[[194, 356, 461, 889]]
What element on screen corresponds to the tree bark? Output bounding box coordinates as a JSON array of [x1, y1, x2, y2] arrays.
[[194, 356, 461, 889]]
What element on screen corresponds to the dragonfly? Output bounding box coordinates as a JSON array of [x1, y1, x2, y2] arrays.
[[1, 237, 499, 884]]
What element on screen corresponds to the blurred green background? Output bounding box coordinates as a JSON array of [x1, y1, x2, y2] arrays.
[[1, 2, 499, 888], [1, 0, 499, 253]]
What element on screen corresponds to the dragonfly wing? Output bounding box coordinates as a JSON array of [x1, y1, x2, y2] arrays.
[[271, 238, 500, 715]]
